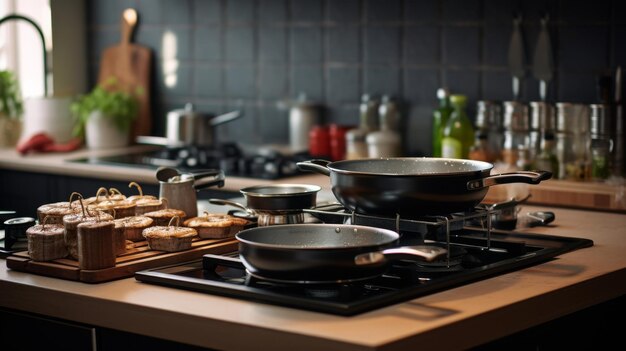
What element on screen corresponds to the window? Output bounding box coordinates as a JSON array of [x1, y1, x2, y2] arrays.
[[0, 0, 52, 98]]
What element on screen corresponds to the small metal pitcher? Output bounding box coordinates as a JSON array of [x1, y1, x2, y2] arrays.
[[158, 169, 225, 218]]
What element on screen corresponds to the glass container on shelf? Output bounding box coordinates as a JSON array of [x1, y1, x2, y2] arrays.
[[589, 104, 613, 181], [366, 95, 401, 158], [468, 132, 494, 162], [475, 100, 503, 161], [533, 131, 559, 176], [501, 101, 529, 166], [345, 94, 379, 159], [432, 88, 453, 157], [441, 95, 474, 159]]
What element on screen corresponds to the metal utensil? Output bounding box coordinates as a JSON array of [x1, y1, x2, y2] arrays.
[[508, 14, 525, 101], [533, 15, 554, 101], [527, 211, 555, 226]]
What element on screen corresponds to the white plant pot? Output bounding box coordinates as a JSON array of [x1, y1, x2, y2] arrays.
[[19, 97, 74, 144], [85, 111, 129, 149]]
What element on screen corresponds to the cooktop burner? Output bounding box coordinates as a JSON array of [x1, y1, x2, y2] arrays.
[[135, 228, 593, 316], [69, 143, 310, 179]]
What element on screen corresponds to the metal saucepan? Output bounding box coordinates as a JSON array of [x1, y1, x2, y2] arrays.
[[209, 183, 321, 225], [297, 158, 552, 217], [236, 224, 447, 283], [136, 103, 242, 147]]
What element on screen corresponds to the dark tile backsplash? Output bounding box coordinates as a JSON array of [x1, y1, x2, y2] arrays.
[[87, 0, 626, 155]]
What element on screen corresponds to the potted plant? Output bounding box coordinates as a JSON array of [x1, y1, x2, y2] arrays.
[[71, 78, 141, 149], [0, 70, 24, 147]]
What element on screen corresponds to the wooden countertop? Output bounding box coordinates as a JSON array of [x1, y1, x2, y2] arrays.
[[0, 146, 331, 192], [1, 146, 625, 212], [2, 205, 626, 350]]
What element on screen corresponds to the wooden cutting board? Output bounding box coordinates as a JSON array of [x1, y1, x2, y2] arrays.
[[98, 8, 152, 140], [6, 238, 238, 283]]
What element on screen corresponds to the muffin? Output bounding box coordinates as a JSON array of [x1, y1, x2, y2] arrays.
[[63, 212, 114, 259], [143, 208, 186, 226], [133, 197, 165, 215], [89, 200, 137, 219], [26, 223, 68, 261], [37, 202, 79, 224], [113, 216, 154, 242], [77, 221, 116, 270], [142, 225, 197, 252], [183, 213, 249, 239], [126, 181, 157, 204]]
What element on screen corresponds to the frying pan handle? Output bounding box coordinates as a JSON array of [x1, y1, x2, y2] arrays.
[[296, 159, 331, 176], [194, 170, 225, 190], [467, 170, 552, 190], [354, 245, 448, 265], [208, 198, 255, 215]]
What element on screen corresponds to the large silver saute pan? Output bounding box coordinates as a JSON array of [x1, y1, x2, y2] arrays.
[[297, 158, 551, 217], [236, 224, 447, 283]]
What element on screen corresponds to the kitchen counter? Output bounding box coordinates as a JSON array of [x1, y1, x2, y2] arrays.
[[2, 205, 626, 350], [1, 146, 625, 213], [0, 146, 329, 192]]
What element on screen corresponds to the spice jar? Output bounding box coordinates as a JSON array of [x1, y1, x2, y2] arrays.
[[589, 104, 613, 181], [329, 124, 351, 161], [308, 125, 330, 158]]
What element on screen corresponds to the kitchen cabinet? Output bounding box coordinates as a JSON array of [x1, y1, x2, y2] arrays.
[[0, 169, 237, 218], [0, 307, 95, 351], [0, 307, 211, 351], [1, 296, 624, 351]]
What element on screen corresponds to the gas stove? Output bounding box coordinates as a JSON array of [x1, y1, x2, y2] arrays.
[[70, 143, 310, 179], [135, 207, 593, 316]]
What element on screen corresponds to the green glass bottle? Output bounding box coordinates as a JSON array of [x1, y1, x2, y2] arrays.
[[432, 88, 453, 157], [441, 95, 475, 159]]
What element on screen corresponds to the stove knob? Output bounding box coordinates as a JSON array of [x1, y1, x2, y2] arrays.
[[186, 157, 198, 167], [280, 160, 298, 175], [178, 148, 190, 159], [238, 158, 251, 175], [220, 158, 238, 174], [264, 162, 278, 178]]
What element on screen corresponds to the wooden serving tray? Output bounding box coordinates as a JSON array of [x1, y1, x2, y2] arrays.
[[5, 237, 238, 283]]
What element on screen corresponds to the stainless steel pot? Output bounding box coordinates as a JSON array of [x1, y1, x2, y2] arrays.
[[137, 103, 242, 147]]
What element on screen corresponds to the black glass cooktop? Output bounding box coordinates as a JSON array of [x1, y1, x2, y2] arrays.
[[69, 143, 310, 179], [135, 229, 593, 316]]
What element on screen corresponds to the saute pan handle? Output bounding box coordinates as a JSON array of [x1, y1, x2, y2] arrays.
[[208, 198, 255, 215], [194, 170, 225, 190], [354, 245, 448, 265], [296, 159, 332, 176], [467, 170, 552, 190]]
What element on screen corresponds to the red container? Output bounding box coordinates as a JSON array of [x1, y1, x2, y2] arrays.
[[309, 125, 331, 158], [329, 124, 352, 161]]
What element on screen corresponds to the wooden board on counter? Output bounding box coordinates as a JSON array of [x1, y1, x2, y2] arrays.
[[5, 238, 237, 283], [484, 179, 626, 213]]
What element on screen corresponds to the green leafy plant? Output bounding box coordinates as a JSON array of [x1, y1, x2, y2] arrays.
[[0, 70, 23, 120], [71, 78, 142, 137]]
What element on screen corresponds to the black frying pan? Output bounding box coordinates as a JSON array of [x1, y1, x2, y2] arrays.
[[240, 184, 321, 211], [297, 158, 551, 217], [235, 224, 447, 284]]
